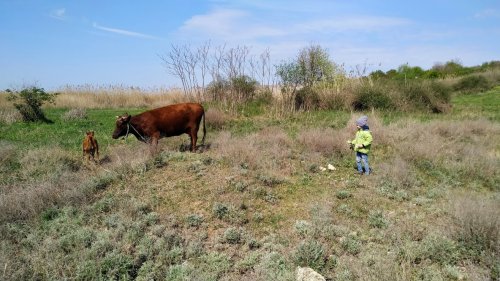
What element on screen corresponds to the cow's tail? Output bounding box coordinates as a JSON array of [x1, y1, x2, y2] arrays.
[[201, 110, 206, 145]]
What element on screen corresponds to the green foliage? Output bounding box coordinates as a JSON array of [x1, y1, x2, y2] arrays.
[[6, 86, 58, 122], [453, 75, 492, 93], [335, 190, 352, 200], [297, 44, 337, 87], [341, 235, 361, 255], [295, 86, 320, 110], [206, 75, 258, 103], [368, 210, 388, 229], [352, 84, 394, 110], [294, 239, 326, 270], [212, 202, 229, 219], [222, 227, 242, 244], [186, 214, 204, 228]]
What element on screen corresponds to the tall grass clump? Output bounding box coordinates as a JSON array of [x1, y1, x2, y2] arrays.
[[451, 195, 499, 258]]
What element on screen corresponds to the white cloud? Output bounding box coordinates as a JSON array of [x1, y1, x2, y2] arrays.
[[179, 8, 285, 41], [296, 16, 411, 33], [50, 8, 66, 20], [92, 23, 161, 40]]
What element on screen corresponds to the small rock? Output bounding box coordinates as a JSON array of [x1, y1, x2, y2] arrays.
[[296, 267, 326, 281]]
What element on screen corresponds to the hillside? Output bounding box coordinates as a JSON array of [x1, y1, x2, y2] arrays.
[[0, 87, 499, 280]]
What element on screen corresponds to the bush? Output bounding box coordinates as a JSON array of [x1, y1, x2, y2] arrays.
[[352, 84, 394, 110], [222, 227, 242, 244], [6, 86, 58, 122], [295, 86, 320, 110], [186, 214, 204, 228], [294, 239, 325, 270], [403, 81, 451, 113], [453, 75, 492, 93]]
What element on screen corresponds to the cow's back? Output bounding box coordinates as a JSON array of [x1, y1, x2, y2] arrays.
[[135, 103, 204, 137]]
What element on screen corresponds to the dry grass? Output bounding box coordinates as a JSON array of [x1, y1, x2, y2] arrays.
[[451, 194, 499, 254], [212, 128, 294, 174], [206, 108, 232, 129], [0, 108, 22, 124]]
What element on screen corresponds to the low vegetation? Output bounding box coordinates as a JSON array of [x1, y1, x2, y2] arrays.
[[0, 59, 499, 280]]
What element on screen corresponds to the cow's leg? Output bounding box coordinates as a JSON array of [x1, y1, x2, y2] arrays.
[[150, 133, 160, 154], [189, 129, 198, 152]]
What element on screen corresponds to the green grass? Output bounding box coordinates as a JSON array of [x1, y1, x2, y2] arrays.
[[0, 108, 145, 152], [452, 86, 500, 121]]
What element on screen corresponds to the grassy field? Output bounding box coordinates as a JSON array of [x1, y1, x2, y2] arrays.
[[0, 88, 499, 280]]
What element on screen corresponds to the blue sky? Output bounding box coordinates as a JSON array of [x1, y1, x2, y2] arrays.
[[1, 0, 499, 90]]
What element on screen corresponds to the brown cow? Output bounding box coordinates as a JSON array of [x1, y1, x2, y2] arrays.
[[112, 103, 206, 152], [82, 131, 99, 162]]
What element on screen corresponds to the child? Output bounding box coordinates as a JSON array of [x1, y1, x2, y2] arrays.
[[347, 116, 373, 175]]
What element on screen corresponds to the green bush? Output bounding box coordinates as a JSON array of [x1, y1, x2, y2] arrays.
[[212, 202, 229, 219], [336, 190, 352, 200], [368, 210, 388, 229], [6, 86, 57, 122], [186, 214, 204, 228], [352, 84, 394, 110], [295, 86, 320, 110], [294, 239, 325, 270], [222, 227, 242, 244], [403, 81, 451, 113], [453, 75, 492, 93]]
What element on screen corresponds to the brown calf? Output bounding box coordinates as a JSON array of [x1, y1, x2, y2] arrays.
[[82, 131, 99, 162]]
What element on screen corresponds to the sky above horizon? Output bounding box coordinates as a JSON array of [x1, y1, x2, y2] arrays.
[[1, 0, 499, 90]]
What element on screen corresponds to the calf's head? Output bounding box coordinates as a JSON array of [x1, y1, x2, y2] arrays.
[[112, 114, 131, 139]]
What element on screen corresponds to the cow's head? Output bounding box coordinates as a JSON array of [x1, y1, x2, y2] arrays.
[[112, 114, 131, 139]]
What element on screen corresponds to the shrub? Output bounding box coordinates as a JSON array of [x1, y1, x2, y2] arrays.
[[368, 210, 388, 229], [294, 220, 313, 237], [62, 108, 87, 121], [6, 86, 58, 122], [452, 196, 499, 257], [352, 84, 394, 110], [341, 235, 361, 255], [294, 239, 325, 270], [453, 75, 491, 93], [186, 214, 204, 228], [222, 227, 242, 244], [336, 190, 351, 200], [193, 252, 231, 280], [212, 202, 229, 220], [295, 86, 320, 110]]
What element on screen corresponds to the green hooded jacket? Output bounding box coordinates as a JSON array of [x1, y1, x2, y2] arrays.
[[351, 129, 373, 154]]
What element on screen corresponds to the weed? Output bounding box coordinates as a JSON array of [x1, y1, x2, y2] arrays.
[[451, 195, 499, 257], [336, 190, 352, 200], [236, 252, 261, 273], [186, 214, 204, 228], [368, 210, 388, 229], [62, 108, 88, 121], [222, 227, 242, 244], [294, 239, 326, 270], [294, 220, 313, 238], [212, 202, 229, 219], [341, 235, 362, 255]]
